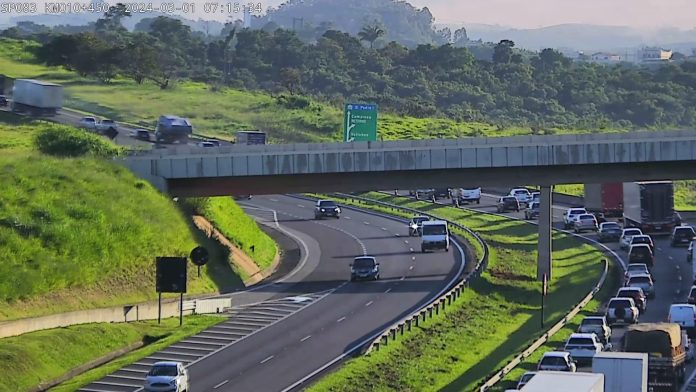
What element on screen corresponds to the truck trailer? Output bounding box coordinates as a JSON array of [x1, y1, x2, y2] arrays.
[[592, 351, 648, 392], [520, 371, 603, 391], [236, 131, 267, 145], [11, 79, 63, 116], [623, 323, 686, 392], [623, 181, 677, 235], [584, 183, 623, 217]]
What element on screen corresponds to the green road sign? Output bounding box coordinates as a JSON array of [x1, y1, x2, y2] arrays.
[[344, 103, 378, 142]]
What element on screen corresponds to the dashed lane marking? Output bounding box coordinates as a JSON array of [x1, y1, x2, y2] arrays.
[[337, 317, 346, 323], [301, 335, 312, 342], [213, 380, 229, 389], [365, 301, 373, 307], [260, 355, 274, 364]]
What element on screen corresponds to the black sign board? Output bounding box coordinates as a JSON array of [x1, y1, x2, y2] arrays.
[[156, 257, 187, 293], [190, 246, 209, 266]]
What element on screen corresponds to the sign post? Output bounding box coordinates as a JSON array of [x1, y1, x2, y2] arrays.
[[155, 256, 188, 325], [541, 273, 548, 328], [344, 103, 378, 142]]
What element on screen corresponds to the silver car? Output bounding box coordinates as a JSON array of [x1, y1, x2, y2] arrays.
[[144, 362, 189, 392], [605, 297, 639, 325], [626, 273, 655, 299], [620, 228, 643, 250], [574, 214, 598, 233]]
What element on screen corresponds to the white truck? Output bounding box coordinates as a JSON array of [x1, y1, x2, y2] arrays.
[[11, 79, 63, 116], [520, 371, 604, 391], [592, 351, 648, 392]]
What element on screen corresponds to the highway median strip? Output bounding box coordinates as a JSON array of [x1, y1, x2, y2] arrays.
[[306, 192, 605, 392]]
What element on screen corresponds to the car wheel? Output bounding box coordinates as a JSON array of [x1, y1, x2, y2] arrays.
[[476, 199, 480, 204], [446, 246, 450, 252], [421, 247, 426, 253], [375, 275, 380, 280]]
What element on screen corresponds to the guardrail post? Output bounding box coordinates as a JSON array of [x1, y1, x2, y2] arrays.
[[374, 342, 380, 351], [391, 329, 397, 340], [428, 308, 433, 318], [382, 336, 388, 346], [400, 324, 404, 336], [407, 319, 412, 331]]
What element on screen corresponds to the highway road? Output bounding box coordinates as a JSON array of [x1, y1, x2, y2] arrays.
[[428, 188, 696, 390], [78, 194, 465, 392]]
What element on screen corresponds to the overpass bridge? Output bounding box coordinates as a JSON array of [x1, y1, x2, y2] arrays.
[[120, 130, 696, 280]]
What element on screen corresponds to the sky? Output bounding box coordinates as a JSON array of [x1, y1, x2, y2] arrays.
[[262, 0, 696, 29]]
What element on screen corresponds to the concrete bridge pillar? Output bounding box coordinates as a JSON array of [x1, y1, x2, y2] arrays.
[[537, 185, 553, 281]]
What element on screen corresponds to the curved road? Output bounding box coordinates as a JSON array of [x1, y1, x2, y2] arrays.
[[77, 194, 464, 392]]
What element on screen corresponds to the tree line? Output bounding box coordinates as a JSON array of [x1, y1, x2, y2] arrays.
[[6, 7, 696, 129]]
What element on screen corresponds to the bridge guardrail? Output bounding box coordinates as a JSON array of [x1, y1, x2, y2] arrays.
[[322, 192, 490, 355]]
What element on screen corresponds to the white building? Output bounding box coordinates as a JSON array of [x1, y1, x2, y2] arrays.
[[590, 52, 623, 64], [641, 47, 672, 62]]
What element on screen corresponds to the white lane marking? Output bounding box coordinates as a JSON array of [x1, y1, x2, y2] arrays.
[[213, 380, 229, 389], [364, 221, 370, 225], [400, 276, 406, 281], [365, 301, 373, 307], [677, 265, 681, 270], [409, 248, 414, 252], [404, 240, 409, 244], [300, 335, 312, 342], [337, 317, 346, 323], [395, 233, 400, 237], [260, 355, 274, 364], [269, 198, 278, 202], [669, 256, 674, 260], [412, 256, 416, 260], [409, 266, 414, 270], [385, 288, 392, 294], [657, 247, 663, 251], [297, 204, 305, 208], [678, 275, 683, 281], [382, 227, 388, 231], [345, 216, 352, 220]]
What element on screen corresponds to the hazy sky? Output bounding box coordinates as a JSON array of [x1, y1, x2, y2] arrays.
[[263, 0, 696, 29]]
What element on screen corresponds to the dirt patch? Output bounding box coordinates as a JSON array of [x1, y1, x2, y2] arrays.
[[192, 215, 264, 286], [488, 269, 535, 282]]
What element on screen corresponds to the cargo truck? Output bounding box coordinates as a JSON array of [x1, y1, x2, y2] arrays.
[[584, 183, 623, 217], [623, 181, 677, 235], [155, 115, 193, 144], [11, 79, 63, 116], [592, 351, 648, 392], [520, 371, 604, 391], [623, 323, 686, 392], [236, 131, 266, 145]]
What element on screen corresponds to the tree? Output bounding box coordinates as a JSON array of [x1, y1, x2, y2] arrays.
[[358, 24, 385, 49], [279, 67, 301, 94], [453, 27, 468, 44], [492, 39, 515, 64], [120, 33, 158, 84], [95, 3, 131, 36]]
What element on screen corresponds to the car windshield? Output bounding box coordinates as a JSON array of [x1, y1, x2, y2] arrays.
[[148, 365, 177, 377], [412, 217, 429, 224], [611, 299, 632, 307], [602, 223, 620, 230], [630, 277, 651, 284], [530, 203, 539, 209], [618, 289, 641, 298], [319, 201, 337, 208], [582, 318, 602, 326], [503, 197, 517, 202], [627, 265, 648, 273], [520, 373, 535, 383], [624, 229, 642, 236], [567, 337, 594, 346], [630, 247, 651, 256], [569, 209, 585, 215], [676, 228, 696, 237], [632, 237, 649, 244], [83, 117, 95, 122], [353, 258, 375, 269], [422, 225, 447, 235], [540, 356, 567, 367], [463, 187, 479, 191], [138, 130, 149, 135], [101, 119, 114, 124], [514, 190, 529, 195], [579, 215, 594, 220], [690, 288, 696, 297]]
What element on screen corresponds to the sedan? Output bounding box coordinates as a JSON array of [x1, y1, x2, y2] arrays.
[[0, 95, 7, 107], [626, 273, 655, 299], [620, 228, 643, 251], [129, 129, 151, 141], [598, 222, 622, 242], [144, 362, 189, 392], [574, 214, 598, 233]]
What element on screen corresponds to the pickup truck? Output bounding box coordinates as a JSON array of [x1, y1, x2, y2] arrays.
[[563, 333, 606, 366], [96, 119, 117, 133], [578, 316, 611, 344]]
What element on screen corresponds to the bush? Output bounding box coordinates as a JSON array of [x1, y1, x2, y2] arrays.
[[34, 126, 122, 157], [276, 94, 311, 109]]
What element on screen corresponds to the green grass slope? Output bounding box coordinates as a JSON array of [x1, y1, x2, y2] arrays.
[[308, 193, 606, 392], [0, 117, 243, 320], [0, 315, 221, 392]]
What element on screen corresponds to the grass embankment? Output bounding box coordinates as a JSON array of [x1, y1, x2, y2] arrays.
[[0, 37, 620, 144], [0, 116, 243, 320], [308, 193, 606, 392], [185, 197, 278, 280], [0, 315, 222, 392]]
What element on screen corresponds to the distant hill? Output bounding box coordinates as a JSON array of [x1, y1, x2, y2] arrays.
[[252, 0, 444, 47]]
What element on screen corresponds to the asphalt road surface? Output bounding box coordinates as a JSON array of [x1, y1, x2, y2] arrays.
[[78, 194, 464, 392]]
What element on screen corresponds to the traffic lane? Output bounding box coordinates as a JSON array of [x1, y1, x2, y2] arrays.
[[55, 108, 153, 148], [191, 201, 461, 391]]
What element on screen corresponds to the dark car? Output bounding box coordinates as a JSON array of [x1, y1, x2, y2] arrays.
[[408, 215, 430, 236], [525, 201, 540, 220], [671, 226, 696, 247], [689, 240, 695, 263], [598, 222, 622, 242], [689, 286, 696, 305], [314, 199, 341, 219], [433, 188, 451, 200], [129, 129, 151, 141], [628, 244, 655, 268], [497, 196, 520, 213], [0, 95, 7, 107], [350, 256, 379, 281], [630, 235, 655, 254], [593, 212, 607, 225], [617, 287, 647, 314]]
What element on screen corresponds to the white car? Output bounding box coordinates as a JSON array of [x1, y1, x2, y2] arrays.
[[197, 141, 216, 147], [563, 333, 606, 365], [573, 213, 598, 233], [79, 116, 97, 130], [668, 304, 696, 333], [624, 263, 651, 281], [620, 228, 644, 250], [144, 361, 189, 392], [96, 118, 117, 132], [625, 273, 655, 299], [563, 208, 587, 229], [452, 187, 481, 205], [509, 188, 532, 207], [537, 351, 577, 372], [605, 297, 639, 325]]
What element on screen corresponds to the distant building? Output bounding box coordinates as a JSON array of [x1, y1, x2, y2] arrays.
[[641, 47, 672, 62], [590, 52, 623, 64]]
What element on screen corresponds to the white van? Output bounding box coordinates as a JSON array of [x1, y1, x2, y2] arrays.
[[668, 304, 696, 335], [420, 220, 450, 253]]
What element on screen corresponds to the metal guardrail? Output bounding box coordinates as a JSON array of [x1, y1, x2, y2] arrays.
[[325, 192, 490, 355], [180, 298, 232, 314], [477, 258, 609, 391]]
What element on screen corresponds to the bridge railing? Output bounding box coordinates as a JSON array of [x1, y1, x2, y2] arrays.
[[323, 192, 490, 355]]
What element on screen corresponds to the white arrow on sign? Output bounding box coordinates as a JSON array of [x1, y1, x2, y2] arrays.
[[345, 110, 356, 142]]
